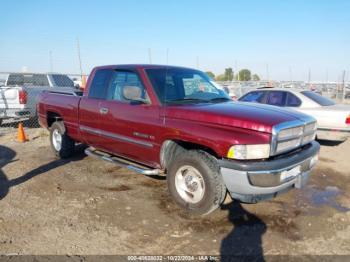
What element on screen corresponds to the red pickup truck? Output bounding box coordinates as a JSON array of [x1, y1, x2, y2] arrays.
[[37, 64, 320, 215]]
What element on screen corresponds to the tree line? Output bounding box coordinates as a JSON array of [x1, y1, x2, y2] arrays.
[[206, 68, 260, 81]]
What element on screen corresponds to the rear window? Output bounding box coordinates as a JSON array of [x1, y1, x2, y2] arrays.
[[301, 91, 335, 106], [7, 74, 49, 86], [51, 74, 74, 87]]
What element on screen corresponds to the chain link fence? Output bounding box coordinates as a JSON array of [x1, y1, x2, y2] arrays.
[[0, 72, 87, 135]]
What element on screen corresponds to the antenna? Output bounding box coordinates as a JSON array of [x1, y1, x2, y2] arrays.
[[49, 50, 53, 72], [76, 38, 83, 76], [166, 48, 169, 65]]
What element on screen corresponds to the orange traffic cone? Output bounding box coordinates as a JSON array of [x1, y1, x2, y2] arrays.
[[81, 75, 87, 90], [17, 122, 28, 143]]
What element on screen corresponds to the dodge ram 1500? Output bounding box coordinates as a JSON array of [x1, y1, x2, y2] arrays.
[[37, 64, 320, 215]]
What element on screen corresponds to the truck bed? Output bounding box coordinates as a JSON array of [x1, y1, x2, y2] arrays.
[[38, 90, 83, 141]]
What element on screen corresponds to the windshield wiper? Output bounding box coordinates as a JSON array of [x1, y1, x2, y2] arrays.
[[165, 98, 208, 103]]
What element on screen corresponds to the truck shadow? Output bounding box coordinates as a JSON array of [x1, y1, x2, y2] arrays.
[[220, 201, 266, 261], [317, 139, 343, 146], [0, 145, 16, 200], [0, 144, 86, 201]]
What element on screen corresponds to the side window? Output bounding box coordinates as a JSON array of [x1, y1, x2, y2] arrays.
[[88, 69, 113, 99], [286, 92, 301, 107], [267, 91, 287, 106], [240, 91, 265, 103], [107, 71, 149, 103]]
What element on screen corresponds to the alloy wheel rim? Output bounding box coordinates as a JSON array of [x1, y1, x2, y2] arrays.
[[174, 165, 205, 204], [52, 129, 62, 151]]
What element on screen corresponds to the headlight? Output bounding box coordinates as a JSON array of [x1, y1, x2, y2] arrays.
[[227, 144, 270, 160]]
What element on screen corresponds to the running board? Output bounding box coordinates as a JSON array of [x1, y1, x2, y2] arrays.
[[84, 147, 160, 176]]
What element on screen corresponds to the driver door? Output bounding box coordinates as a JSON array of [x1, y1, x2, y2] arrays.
[[98, 70, 161, 166]]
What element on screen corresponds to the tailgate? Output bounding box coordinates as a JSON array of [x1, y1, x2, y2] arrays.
[[0, 86, 24, 110]]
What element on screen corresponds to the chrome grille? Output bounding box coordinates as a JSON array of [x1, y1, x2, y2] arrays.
[[271, 119, 317, 156]]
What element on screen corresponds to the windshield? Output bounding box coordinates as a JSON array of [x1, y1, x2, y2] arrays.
[[146, 68, 230, 104], [301, 91, 335, 106]]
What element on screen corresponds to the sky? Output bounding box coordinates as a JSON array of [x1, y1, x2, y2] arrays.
[[0, 0, 349, 81]]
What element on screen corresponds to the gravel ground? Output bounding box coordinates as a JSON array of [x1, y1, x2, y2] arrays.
[[0, 127, 349, 257]]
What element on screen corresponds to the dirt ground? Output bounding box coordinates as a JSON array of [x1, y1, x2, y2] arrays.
[[0, 127, 350, 257]]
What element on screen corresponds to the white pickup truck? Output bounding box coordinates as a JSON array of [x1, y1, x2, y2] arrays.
[[0, 73, 79, 125]]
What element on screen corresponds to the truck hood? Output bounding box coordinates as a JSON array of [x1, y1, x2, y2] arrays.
[[165, 101, 312, 133]]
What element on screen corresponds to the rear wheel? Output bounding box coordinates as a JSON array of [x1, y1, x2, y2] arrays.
[[50, 121, 75, 158], [167, 150, 227, 215]]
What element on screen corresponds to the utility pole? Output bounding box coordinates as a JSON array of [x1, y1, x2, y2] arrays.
[[235, 60, 238, 81], [342, 70, 346, 102], [49, 50, 53, 72], [148, 48, 152, 64], [288, 66, 292, 82], [266, 63, 269, 81], [308, 68, 311, 86], [76, 38, 83, 76], [196, 56, 199, 69]]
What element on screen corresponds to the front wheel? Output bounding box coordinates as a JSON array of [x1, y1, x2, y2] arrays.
[[50, 121, 75, 158], [167, 150, 227, 215]]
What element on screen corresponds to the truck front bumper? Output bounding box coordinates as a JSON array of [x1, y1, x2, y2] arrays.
[[219, 141, 320, 203]]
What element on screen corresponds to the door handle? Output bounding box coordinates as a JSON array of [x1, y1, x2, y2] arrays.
[[99, 107, 109, 114]]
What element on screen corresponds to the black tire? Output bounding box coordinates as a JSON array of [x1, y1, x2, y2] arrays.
[[0, 119, 2, 126], [50, 121, 75, 158], [167, 150, 227, 215]]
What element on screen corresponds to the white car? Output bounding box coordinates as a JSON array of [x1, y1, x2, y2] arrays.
[[239, 88, 350, 141]]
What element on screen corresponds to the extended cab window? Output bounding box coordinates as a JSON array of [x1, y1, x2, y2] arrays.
[[106, 71, 149, 103], [88, 69, 113, 99], [267, 91, 287, 106], [239, 91, 266, 103]]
